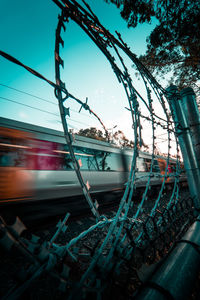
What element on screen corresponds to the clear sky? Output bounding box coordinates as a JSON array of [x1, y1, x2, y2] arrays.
[[1, 0, 172, 152]]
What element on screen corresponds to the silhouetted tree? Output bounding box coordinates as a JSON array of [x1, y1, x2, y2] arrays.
[[113, 130, 134, 148], [77, 127, 109, 141], [76, 127, 135, 148], [104, 0, 200, 95]]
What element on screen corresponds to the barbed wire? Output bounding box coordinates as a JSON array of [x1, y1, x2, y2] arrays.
[[50, 1, 187, 297], [0, 82, 106, 119], [0, 0, 193, 299], [0, 50, 107, 133]]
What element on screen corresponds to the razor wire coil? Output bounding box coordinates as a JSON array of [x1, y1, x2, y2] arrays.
[[0, 0, 196, 299]]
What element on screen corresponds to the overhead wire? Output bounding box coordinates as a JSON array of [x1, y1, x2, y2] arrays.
[[0, 2, 188, 298], [0, 96, 58, 117], [0, 96, 93, 127], [0, 83, 57, 106], [0, 50, 107, 132], [0, 82, 96, 118]]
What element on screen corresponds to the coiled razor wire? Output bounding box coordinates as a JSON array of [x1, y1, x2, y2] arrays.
[[0, 0, 196, 299]]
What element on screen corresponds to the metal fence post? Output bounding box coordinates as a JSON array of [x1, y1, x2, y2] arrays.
[[180, 87, 200, 169], [166, 85, 200, 211], [135, 216, 200, 300]]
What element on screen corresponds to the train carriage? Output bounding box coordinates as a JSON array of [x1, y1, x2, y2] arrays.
[[0, 117, 186, 203]]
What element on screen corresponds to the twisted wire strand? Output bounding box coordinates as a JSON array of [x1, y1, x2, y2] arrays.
[[50, 2, 184, 298], [51, 1, 186, 297], [0, 1, 191, 299]]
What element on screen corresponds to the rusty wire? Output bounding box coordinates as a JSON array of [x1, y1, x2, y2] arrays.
[[0, 1, 194, 299]]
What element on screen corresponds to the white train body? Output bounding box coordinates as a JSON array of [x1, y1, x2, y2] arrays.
[[0, 117, 186, 203]]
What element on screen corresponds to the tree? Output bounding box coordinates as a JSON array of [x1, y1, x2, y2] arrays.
[[113, 130, 134, 148], [76, 127, 135, 148], [104, 0, 200, 94], [76, 127, 108, 141]]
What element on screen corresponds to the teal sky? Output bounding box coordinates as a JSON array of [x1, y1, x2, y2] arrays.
[[0, 0, 161, 145]]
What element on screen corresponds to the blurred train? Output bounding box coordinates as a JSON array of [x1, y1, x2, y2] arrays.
[[0, 117, 186, 203]]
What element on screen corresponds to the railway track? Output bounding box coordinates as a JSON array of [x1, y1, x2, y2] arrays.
[[0, 184, 175, 229], [0, 183, 188, 232], [0, 186, 195, 300], [0, 189, 124, 229]]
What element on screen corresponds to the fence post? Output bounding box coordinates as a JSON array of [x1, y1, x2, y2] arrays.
[[180, 87, 200, 169], [166, 85, 200, 212], [135, 216, 200, 300]]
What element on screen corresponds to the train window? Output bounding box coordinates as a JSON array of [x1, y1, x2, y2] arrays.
[[0, 136, 27, 167], [27, 139, 63, 170], [124, 155, 147, 172], [57, 145, 98, 170], [103, 152, 123, 171], [74, 146, 123, 171], [58, 144, 123, 171], [124, 155, 148, 172], [74, 146, 101, 171]]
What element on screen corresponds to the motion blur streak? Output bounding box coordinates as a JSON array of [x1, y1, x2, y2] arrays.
[[0, 126, 33, 201], [0, 117, 186, 203]]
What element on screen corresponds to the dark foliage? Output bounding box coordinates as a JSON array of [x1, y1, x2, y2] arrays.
[[104, 0, 200, 94], [76, 127, 135, 148], [77, 127, 106, 141]]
